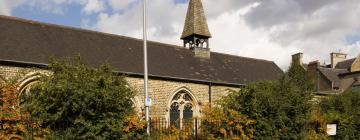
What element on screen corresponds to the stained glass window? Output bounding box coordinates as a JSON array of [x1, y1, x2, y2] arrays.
[[169, 91, 194, 129]]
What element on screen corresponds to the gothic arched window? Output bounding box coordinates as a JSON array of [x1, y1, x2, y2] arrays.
[[18, 73, 41, 105], [169, 91, 195, 129]]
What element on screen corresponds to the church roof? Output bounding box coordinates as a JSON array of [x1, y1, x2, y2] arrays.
[[181, 0, 211, 39], [0, 15, 283, 86]]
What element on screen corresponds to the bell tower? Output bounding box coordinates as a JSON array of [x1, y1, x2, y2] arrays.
[[181, 0, 211, 50]]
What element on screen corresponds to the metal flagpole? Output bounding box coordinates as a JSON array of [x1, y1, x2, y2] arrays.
[[143, 0, 150, 135]]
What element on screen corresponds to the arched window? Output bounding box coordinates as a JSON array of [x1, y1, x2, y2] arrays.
[[130, 97, 143, 117], [17, 73, 41, 105], [169, 90, 196, 129]]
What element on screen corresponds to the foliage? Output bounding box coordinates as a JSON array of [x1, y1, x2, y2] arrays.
[[287, 61, 314, 91], [217, 62, 326, 139], [200, 105, 256, 139], [122, 114, 147, 139], [0, 74, 48, 140], [150, 123, 191, 140], [303, 107, 328, 140], [319, 91, 360, 139], [0, 83, 27, 140], [20, 57, 140, 139], [1, 84, 20, 122]]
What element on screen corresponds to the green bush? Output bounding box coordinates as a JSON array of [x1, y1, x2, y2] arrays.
[[319, 91, 360, 139], [21, 57, 142, 139], [216, 62, 327, 139], [200, 105, 256, 139]]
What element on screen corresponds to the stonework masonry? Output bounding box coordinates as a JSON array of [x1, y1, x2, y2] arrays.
[[0, 65, 42, 85], [351, 57, 360, 72], [117, 77, 237, 118], [192, 47, 211, 59], [0, 65, 238, 118]]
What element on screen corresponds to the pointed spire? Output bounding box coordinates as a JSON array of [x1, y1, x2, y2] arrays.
[[181, 0, 211, 39]]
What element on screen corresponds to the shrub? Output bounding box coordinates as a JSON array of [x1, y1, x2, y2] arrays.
[[216, 62, 326, 139], [319, 91, 360, 139], [21, 57, 141, 139], [200, 105, 256, 139], [0, 74, 47, 140]]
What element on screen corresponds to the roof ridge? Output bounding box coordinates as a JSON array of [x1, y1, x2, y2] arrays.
[[319, 67, 347, 70], [152, 42, 273, 63], [211, 51, 273, 63], [339, 58, 356, 63]]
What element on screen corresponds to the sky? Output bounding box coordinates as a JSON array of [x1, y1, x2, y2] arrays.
[[1, 0, 360, 70]]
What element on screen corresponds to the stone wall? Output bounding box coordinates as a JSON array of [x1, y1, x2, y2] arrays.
[[125, 77, 237, 118], [318, 73, 333, 91], [0, 65, 28, 82], [351, 57, 360, 72], [0, 65, 43, 85], [0, 65, 238, 118]]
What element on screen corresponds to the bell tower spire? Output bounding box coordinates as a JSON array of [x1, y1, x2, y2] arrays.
[[181, 0, 211, 49]]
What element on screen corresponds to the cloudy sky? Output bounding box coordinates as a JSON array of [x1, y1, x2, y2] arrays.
[[1, 0, 360, 69]]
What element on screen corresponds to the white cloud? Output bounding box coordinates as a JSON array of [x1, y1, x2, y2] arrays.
[[83, 0, 106, 14], [208, 7, 301, 70], [94, 0, 187, 43], [0, 0, 26, 15], [107, 0, 136, 11], [242, 0, 360, 65], [0, 2, 12, 15]]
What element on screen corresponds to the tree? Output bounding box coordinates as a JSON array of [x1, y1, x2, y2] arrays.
[[217, 63, 326, 139], [0, 73, 47, 139], [21, 57, 142, 139], [287, 61, 314, 92], [200, 105, 256, 139], [319, 91, 360, 139]]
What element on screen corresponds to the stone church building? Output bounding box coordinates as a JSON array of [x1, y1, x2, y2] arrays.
[[0, 0, 283, 123]]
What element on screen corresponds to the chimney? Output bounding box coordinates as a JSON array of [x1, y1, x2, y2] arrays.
[[292, 53, 303, 66], [308, 61, 320, 70], [308, 61, 320, 77], [330, 52, 347, 68], [308, 61, 320, 91]]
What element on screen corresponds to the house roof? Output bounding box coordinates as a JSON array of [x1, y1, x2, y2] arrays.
[[181, 0, 211, 39], [336, 58, 355, 70], [318, 67, 348, 88], [0, 15, 283, 85]]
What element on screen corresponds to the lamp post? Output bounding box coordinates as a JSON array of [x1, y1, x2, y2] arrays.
[[143, 0, 150, 135]]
